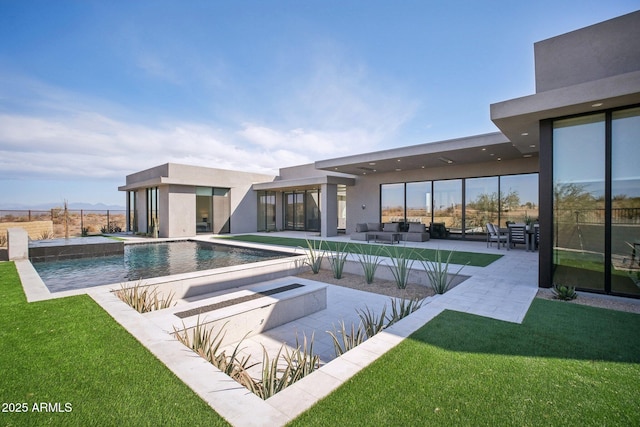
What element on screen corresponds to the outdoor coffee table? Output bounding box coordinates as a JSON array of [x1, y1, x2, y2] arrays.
[[366, 232, 403, 244]]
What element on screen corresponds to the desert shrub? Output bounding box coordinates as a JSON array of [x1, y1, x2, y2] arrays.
[[38, 229, 56, 240]]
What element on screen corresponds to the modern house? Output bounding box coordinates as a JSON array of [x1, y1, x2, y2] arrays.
[[120, 10, 640, 298]]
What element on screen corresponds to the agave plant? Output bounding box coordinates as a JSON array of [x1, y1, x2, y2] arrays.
[[173, 319, 255, 381], [328, 242, 350, 279], [283, 333, 321, 380], [356, 305, 387, 338], [385, 246, 415, 289], [551, 283, 578, 301], [244, 333, 320, 400], [327, 320, 367, 357], [420, 249, 466, 294], [386, 297, 425, 326], [300, 238, 325, 274], [354, 245, 383, 284], [114, 281, 175, 313]]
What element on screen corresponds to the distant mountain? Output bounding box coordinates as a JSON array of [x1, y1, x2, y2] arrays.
[[0, 202, 126, 211]]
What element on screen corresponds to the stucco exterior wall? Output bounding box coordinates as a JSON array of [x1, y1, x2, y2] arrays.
[[166, 185, 196, 237], [535, 11, 640, 93]]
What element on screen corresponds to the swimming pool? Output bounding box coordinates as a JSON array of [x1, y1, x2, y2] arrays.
[[33, 240, 294, 292]]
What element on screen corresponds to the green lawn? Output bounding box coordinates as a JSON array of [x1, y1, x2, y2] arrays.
[[218, 234, 501, 267], [290, 299, 640, 426], [0, 262, 229, 427]]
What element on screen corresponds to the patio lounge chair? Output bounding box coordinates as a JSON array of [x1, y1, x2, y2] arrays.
[[486, 223, 507, 249]]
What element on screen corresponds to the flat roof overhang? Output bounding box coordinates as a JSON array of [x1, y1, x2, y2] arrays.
[[491, 70, 640, 147], [252, 175, 356, 192], [314, 132, 535, 175], [118, 176, 276, 192]]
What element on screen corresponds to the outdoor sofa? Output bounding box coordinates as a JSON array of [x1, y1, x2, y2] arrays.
[[350, 222, 430, 242]]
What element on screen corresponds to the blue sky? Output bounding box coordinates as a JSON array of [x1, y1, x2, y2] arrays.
[[0, 1, 638, 208]]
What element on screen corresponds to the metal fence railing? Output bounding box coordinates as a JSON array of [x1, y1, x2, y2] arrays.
[[555, 208, 640, 225]]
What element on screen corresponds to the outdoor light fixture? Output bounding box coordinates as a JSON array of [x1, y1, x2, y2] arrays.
[[438, 157, 454, 164], [361, 204, 366, 210], [592, 102, 603, 107]]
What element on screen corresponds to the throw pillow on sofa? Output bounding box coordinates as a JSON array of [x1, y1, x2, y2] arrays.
[[383, 222, 400, 232], [355, 223, 368, 232], [408, 223, 426, 233], [367, 223, 382, 231]]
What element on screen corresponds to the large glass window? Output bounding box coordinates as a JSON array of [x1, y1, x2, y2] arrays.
[[305, 190, 320, 231], [500, 174, 539, 227], [553, 114, 606, 292], [257, 191, 276, 231], [433, 179, 462, 238], [196, 187, 230, 234], [611, 107, 640, 296], [196, 187, 212, 232], [146, 187, 158, 234], [381, 183, 405, 223], [406, 181, 432, 226], [337, 185, 347, 230], [380, 174, 538, 240], [465, 176, 499, 237], [127, 191, 137, 233]]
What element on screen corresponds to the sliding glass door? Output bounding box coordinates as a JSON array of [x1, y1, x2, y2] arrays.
[[196, 187, 230, 234], [284, 190, 320, 231]]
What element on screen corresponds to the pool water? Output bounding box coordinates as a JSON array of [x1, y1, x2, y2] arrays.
[[33, 241, 293, 292]]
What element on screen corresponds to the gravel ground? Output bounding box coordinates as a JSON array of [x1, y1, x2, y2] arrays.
[[297, 269, 640, 314], [535, 288, 640, 314], [297, 270, 434, 300]]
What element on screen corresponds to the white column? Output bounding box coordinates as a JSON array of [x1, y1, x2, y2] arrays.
[[7, 227, 29, 260]]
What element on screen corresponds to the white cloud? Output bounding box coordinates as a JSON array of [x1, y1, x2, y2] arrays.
[[0, 44, 418, 184]]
